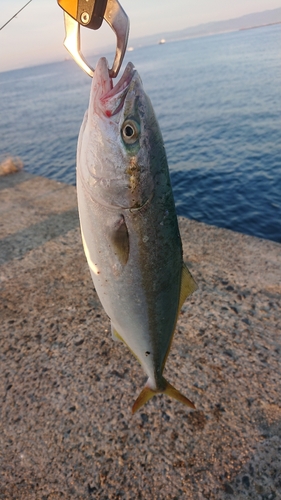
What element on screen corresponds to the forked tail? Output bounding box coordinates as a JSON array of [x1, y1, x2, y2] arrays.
[[132, 377, 195, 414]]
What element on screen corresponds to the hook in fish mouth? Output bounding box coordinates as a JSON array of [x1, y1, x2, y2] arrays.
[[92, 58, 136, 117]]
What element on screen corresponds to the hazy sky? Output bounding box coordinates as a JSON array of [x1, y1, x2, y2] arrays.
[[1, 0, 280, 72]]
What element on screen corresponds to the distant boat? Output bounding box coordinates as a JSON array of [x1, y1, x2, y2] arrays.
[[127, 47, 134, 51], [158, 39, 166, 44]]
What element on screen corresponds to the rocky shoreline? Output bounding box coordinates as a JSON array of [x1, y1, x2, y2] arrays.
[[1, 172, 280, 499]]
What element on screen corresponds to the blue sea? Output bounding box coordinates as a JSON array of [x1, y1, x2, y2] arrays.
[[0, 25, 280, 242]]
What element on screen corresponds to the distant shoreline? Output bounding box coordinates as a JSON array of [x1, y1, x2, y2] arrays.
[[239, 21, 281, 31], [155, 22, 281, 47], [127, 9, 281, 52]]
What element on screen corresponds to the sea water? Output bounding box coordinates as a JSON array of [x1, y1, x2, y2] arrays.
[[0, 25, 280, 242]]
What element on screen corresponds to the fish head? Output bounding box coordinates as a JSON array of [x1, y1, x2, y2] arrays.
[[77, 57, 166, 210]]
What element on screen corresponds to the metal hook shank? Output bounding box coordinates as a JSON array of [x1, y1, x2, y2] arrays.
[[104, 0, 129, 78], [63, 12, 94, 77], [63, 0, 129, 78]]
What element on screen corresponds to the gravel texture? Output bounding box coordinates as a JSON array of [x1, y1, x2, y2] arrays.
[[1, 172, 280, 499]]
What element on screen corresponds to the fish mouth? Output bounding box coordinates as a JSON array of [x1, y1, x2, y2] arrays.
[[93, 58, 136, 117]]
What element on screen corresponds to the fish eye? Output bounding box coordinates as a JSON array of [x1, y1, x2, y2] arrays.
[[121, 120, 139, 144]]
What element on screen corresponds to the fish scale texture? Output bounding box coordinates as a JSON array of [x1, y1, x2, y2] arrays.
[[0, 172, 281, 500]]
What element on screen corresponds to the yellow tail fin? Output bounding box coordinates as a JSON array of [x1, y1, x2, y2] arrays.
[[132, 378, 195, 414]]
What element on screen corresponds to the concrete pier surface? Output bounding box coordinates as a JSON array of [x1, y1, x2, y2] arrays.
[[1, 171, 280, 499]]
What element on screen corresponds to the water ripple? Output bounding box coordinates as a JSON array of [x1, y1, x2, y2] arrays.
[[0, 26, 280, 242]]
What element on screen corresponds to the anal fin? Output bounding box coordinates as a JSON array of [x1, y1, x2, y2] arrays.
[[111, 323, 124, 343]]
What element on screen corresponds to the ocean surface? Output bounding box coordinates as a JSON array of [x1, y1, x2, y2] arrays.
[[0, 25, 280, 242]]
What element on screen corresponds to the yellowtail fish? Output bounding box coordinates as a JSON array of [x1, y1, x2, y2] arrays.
[[77, 58, 197, 413]]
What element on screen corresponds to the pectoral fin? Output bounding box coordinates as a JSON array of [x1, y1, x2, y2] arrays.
[[109, 215, 129, 266]]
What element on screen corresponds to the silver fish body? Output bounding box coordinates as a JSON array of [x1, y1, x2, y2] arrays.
[[77, 58, 197, 412]]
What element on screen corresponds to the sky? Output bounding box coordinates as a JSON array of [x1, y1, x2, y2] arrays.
[[1, 0, 280, 72]]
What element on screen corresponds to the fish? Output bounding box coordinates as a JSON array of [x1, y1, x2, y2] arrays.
[[76, 57, 197, 414]]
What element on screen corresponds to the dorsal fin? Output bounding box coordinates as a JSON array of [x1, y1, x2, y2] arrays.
[[178, 262, 197, 313], [161, 262, 197, 373]]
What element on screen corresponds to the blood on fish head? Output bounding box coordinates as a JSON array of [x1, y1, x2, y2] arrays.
[[77, 58, 167, 210], [90, 57, 135, 119]]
